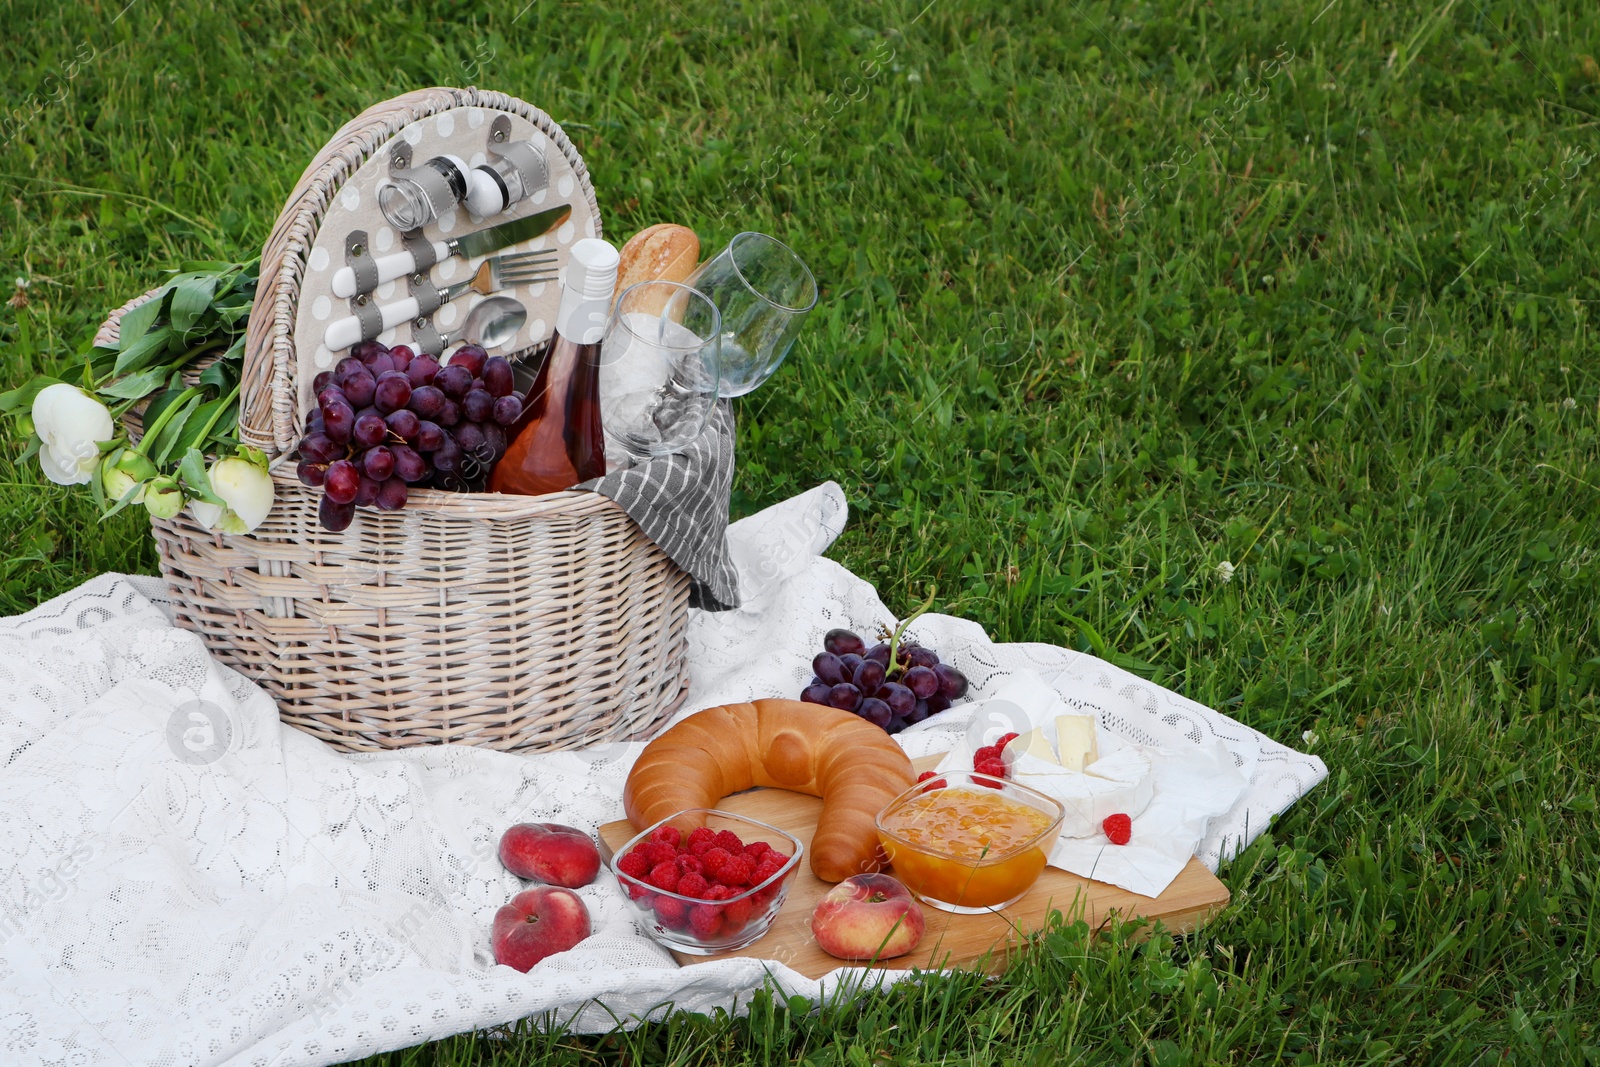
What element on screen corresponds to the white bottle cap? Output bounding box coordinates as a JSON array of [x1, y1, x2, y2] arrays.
[[555, 238, 620, 344]]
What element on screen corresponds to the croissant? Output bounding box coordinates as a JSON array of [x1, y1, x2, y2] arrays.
[[623, 699, 916, 882]]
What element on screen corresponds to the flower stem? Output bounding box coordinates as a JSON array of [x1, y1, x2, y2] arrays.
[[133, 385, 201, 456], [189, 382, 240, 448], [887, 586, 938, 670]]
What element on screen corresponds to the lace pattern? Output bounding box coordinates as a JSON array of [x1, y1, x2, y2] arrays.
[[0, 483, 1324, 1066]]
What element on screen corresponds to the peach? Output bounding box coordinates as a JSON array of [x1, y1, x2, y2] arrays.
[[491, 886, 591, 972], [498, 822, 601, 888], [810, 872, 925, 961]]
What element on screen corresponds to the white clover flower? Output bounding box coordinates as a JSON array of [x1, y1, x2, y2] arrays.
[[1301, 729, 1319, 748], [32, 383, 114, 486], [1216, 560, 1236, 583]]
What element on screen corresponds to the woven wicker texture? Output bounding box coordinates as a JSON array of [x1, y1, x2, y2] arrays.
[[96, 89, 691, 753]]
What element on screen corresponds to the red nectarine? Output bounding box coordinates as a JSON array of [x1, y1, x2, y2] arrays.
[[811, 873, 925, 960], [491, 886, 591, 972]]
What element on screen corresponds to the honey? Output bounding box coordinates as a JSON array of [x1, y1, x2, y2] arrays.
[[877, 784, 1060, 910]]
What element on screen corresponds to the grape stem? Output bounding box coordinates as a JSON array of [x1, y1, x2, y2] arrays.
[[887, 587, 937, 672]]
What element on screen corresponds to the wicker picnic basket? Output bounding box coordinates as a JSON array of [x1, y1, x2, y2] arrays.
[[96, 88, 691, 753]]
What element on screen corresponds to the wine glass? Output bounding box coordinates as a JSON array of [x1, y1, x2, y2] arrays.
[[599, 281, 722, 461], [685, 232, 817, 397]]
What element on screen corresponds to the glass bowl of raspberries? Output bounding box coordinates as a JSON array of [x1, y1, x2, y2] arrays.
[[610, 809, 803, 955]]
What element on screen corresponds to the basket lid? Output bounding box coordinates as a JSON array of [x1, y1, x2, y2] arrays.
[[241, 87, 602, 456]]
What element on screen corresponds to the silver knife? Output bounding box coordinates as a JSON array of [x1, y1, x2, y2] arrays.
[[330, 204, 572, 297]]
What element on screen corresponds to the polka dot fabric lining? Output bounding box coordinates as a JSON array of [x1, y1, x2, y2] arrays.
[[0, 483, 1324, 1065]]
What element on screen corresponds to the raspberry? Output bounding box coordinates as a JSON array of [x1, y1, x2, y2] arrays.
[[1103, 813, 1132, 846], [973, 745, 1002, 765], [677, 872, 711, 898], [975, 757, 1007, 779], [997, 732, 1020, 748], [721, 854, 756, 887], [626, 882, 655, 905], [702, 847, 734, 881], [676, 853, 706, 876], [617, 850, 649, 879], [642, 841, 677, 867], [917, 770, 938, 782], [650, 825, 682, 848], [752, 855, 785, 885], [654, 895, 688, 929], [689, 903, 723, 938], [723, 896, 754, 928], [705, 884, 735, 900], [743, 841, 772, 860], [646, 861, 680, 892], [686, 827, 718, 855], [713, 829, 745, 854]]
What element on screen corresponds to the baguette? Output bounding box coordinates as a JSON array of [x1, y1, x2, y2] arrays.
[[614, 223, 700, 308], [623, 699, 915, 882]]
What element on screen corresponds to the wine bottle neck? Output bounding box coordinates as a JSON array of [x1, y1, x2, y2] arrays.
[[555, 237, 620, 344]]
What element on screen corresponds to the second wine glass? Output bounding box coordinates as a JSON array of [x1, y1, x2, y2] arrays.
[[685, 232, 817, 398]]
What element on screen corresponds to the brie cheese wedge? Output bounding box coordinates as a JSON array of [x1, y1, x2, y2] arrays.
[[1001, 727, 1057, 768], [1006, 744, 1155, 839], [1054, 714, 1099, 772]]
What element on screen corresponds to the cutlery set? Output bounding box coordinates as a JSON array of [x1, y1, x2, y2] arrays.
[[324, 129, 576, 356]]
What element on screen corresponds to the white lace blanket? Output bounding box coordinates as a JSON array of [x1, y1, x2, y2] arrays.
[[0, 483, 1325, 1067]]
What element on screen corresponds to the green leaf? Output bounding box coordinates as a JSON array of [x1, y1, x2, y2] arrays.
[[98, 480, 144, 522], [116, 292, 166, 353], [149, 393, 202, 465], [136, 388, 188, 441], [112, 325, 174, 376], [88, 455, 107, 512], [178, 447, 225, 506], [100, 366, 173, 400], [170, 275, 220, 336], [0, 375, 67, 415], [175, 260, 244, 275], [204, 404, 239, 443], [175, 399, 224, 450], [199, 352, 240, 392]]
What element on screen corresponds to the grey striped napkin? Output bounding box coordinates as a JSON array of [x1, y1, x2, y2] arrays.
[[577, 401, 739, 611]]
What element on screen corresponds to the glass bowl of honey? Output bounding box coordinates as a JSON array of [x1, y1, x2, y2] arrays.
[[875, 772, 1065, 913]]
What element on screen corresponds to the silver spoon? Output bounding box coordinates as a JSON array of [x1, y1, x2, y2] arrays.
[[441, 295, 527, 350]]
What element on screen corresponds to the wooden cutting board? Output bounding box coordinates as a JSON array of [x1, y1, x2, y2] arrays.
[[597, 754, 1230, 978]]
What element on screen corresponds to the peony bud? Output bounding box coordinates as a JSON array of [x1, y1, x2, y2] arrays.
[[188, 454, 275, 534], [143, 475, 185, 519], [32, 383, 114, 486], [99, 455, 145, 505]]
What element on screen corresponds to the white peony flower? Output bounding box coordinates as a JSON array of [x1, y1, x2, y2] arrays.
[[32, 383, 114, 486], [188, 455, 275, 534]]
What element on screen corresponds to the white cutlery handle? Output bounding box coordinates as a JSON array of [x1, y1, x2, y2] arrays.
[[323, 297, 424, 351], [330, 240, 452, 298]]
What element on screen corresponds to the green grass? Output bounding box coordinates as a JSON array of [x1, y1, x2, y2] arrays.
[[4, 0, 1599, 1062]]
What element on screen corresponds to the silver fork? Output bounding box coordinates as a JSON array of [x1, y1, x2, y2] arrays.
[[433, 250, 558, 305], [325, 251, 560, 349]]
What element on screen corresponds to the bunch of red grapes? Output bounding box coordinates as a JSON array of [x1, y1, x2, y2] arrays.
[[296, 341, 525, 531], [800, 628, 969, 734]]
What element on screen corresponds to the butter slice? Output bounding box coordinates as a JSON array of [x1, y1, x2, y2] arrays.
[[1054, 714, 1099, 773], [1002, 727, 1058, 768]]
